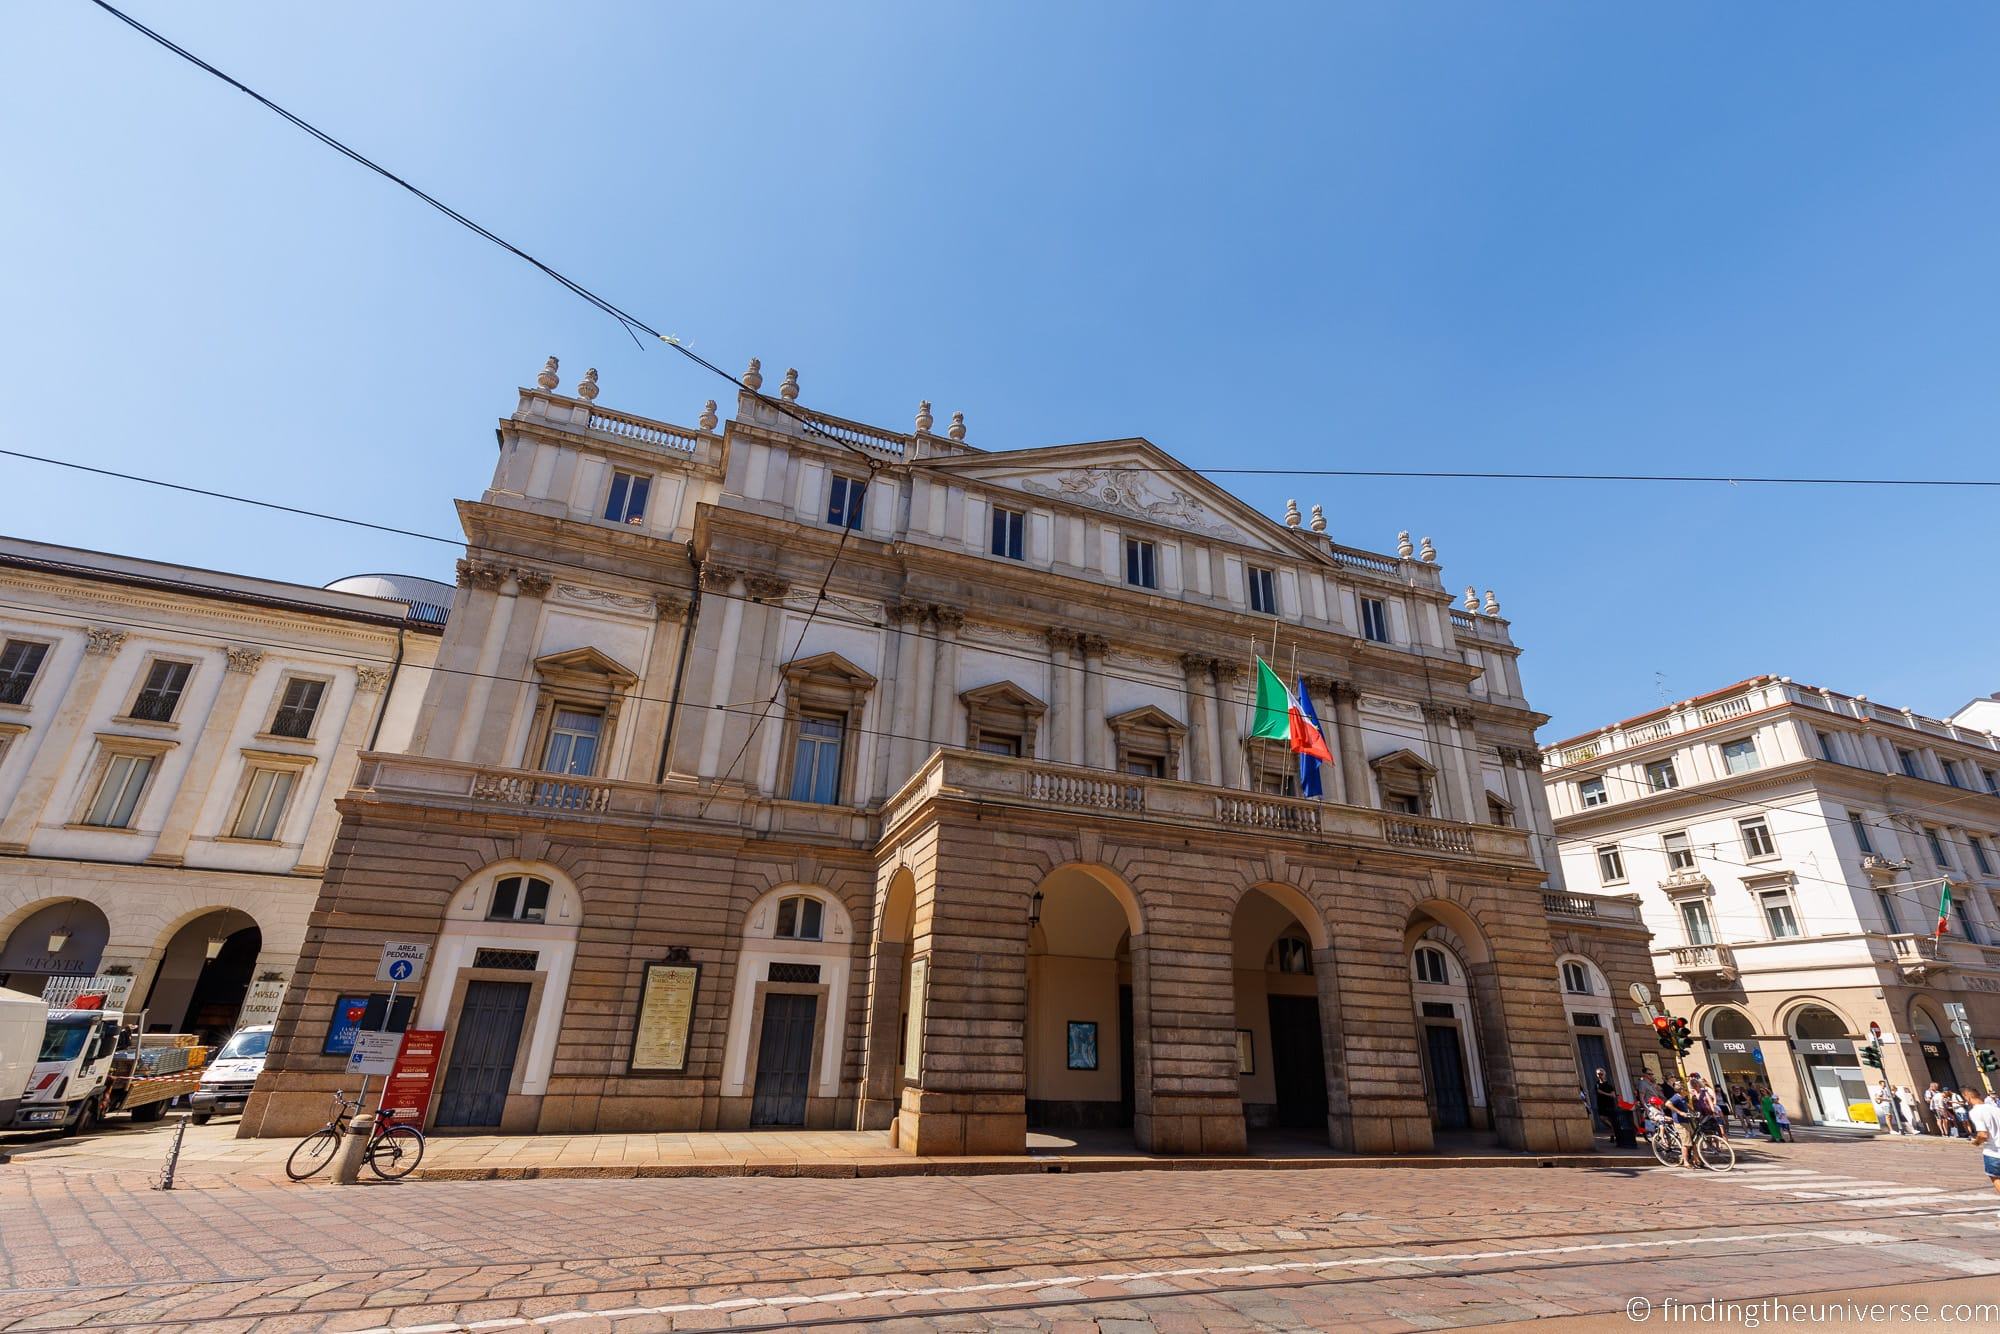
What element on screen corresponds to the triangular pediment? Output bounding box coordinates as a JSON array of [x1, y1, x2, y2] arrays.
[[920, 438, 1307, 557], [1369, 747, 1437, 777], [780, 650, 877, 689], [533, 646, 638, 687], [959, 680, 1046, 716], [1106, 703, 1188, 737]]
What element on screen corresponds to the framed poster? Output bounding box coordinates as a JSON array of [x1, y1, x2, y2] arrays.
[[1235, 1029, 1255, 1075], [629, 961, 701, 1074], [903, 956, 928, 1082], [322, 995, 373, 1056], [1067, 1021, 1099, 1071], [381, 1029, 445, 1124]]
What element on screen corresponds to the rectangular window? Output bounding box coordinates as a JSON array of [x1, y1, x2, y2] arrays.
[[1359, 597, 1390, 643], [1848, 810, 1874, 855], [83, 753, 154, 828], [1720, 737, 1759, 774], [789, 714, 844, 803], [1956, 899, 1983, 946], [1595, 844, 1626, 884], [1815, 731, 1836, 762], [1985, 768, 1999, 795], [230, 767, 297, 841], [990, 506, 1025, 560], [1761, 890, 1801, 939], [1972, 837, 1994, 877], [1578, 776, 1608, 808], [1247, 566, 1277, 615], [1925, 826, 1951, 868], [1680, 900, 1714, 946], [0, 639, 49, 706], [1125, 754, 1166, 778], [1123, 538, 1157, 589], [826, 475, 866, 531], [1898, 747, 1921, 779], [541, 708, 603, 777], [975, 734, 1022, 757], [604, 470, 651, 526], [1644, 758, 1679, 791], [1739, 817, 1777, 859], [1663, 830, 1695, 872], [1943, 759, 1963, 788], [129, 660, 192, 723], [268, 678, 326, 740]]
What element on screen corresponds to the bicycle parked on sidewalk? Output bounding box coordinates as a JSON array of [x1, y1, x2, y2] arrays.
[[285, 1090, 426, 1181], [1645, 1107, 1736, 1172]]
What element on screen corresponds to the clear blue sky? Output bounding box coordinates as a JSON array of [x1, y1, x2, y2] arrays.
[[4, 2, 1997, 741]]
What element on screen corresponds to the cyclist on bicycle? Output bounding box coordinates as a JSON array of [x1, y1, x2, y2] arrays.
[[1663, 1079, 1697, 1167]]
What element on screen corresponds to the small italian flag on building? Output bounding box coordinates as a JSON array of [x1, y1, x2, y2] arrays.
[[1249, 657, 1333, 762], [1936, 881, 1954, 937]]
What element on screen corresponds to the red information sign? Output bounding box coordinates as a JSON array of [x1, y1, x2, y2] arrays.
[[381, 1029, 445, 1125]]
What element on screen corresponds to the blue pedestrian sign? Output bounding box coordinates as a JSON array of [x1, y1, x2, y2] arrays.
[[375, 941, 430, 985]]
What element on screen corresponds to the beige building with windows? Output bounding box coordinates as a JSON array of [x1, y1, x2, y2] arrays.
[[244, 360, 1656, 1154], [0, 539, 440, 1040], [1544, 675, 2000, 1127]]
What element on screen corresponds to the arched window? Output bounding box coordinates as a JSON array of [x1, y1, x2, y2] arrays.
[[774, 895, 824, 941], [1561, 960, 1593, 995], [487, 875, 551, 923], [1414, 945, 1450, 985]]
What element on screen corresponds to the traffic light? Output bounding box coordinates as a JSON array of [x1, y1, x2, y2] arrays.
[[1860, 1042, 1883, 1070], [1670, 1016, 1694, 1058], [1978, 1048, 1999, 1075], [1653, 1015, 1675, 1051]]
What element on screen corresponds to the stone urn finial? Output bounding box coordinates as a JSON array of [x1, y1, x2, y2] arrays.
[[1483, 588, 1500, 616], [537, 355, 560, 391], [1418, 535, 1436, 563], [1284, 499, 1302, 528], [576, 368, 599, 402], [1310, 504, 1327, 533], [743, 358, 763, 391], [699, 399, 719, 431], [916, 400, 933, 434], [1464, 586, 1479, 612], [948, 411, 966, 441], [780, 367, 800, 402], [1397, 530, 1414, 560]]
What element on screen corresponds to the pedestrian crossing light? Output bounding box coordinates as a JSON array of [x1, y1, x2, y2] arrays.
[[1979, 1048, 1999, 1075], [1860, 1041, 1884, 1070]]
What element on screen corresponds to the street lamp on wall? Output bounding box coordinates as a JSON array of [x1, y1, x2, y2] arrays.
[[205, 908, 236, 962], [46, 900, 73, 956], [1028, 890, 1044, 929]]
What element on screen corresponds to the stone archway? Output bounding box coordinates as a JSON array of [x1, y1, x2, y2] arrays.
[[142, 908, 262, 1043], [1231, 884, 1339, 1147], [1785, 1000, 1865, 1126], [860, 866, 917, 1132], [0, 899, 111, 996], [1025, 864, 1142, 1145]]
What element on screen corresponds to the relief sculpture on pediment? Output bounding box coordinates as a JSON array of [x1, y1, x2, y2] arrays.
[[1020, 466, 1233, 538]]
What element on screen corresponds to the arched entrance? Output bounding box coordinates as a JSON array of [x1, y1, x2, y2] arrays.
[[1789, 1002, 1864, 1126], [1556, 954, 1628, 1103], [1911, 1004, 1963, 1092], [1701, 1006, 1765, 1097], [1231, 885, 1331, 1143], [723, 885, 856, 1129], [1410, 937, 1488, 1135], [143, 910, 261, 1042], [1025, 865, 1141, 1142], [0, 899, 110, 996]]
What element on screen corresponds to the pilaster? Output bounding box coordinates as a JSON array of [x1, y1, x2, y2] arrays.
[[148, 645, 265, 866], [0, 628, 126, 852]]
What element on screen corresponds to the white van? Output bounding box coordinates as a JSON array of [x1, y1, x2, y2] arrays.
[[0, 987, 47, 1127], [189, 1024, 272, 1123]]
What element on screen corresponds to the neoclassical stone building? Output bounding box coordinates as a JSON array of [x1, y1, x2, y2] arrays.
[[245, 361, 1656, 1152]]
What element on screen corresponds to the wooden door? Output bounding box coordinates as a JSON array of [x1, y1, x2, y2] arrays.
[[435, 980, 531, 1128], [751, 992, 818, 1127]]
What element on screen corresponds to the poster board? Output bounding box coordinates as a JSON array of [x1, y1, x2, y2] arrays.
[[902, 955, 928, 1082], [628, 961, 700, 1074]]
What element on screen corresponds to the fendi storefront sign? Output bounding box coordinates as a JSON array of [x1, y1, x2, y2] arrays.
[[629, 962, 700, 1073]]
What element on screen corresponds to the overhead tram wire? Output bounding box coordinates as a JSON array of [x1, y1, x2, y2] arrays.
[[12, 443, 2000, 862]]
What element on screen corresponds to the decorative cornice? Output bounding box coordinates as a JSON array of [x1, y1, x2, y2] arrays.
[[354, 665, 393, 693], [455, 559, 508, 591], [223, 646, 264, 675], [84, 627, 127, 657]]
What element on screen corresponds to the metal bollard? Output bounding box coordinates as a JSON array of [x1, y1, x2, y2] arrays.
[[154, 1114, 190, 1191], [332, 1110, 377, 1184]]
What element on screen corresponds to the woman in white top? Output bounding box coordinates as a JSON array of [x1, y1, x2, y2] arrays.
[[1897, 1086, 1923, 1136]]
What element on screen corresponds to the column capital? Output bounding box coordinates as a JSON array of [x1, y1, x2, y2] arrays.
[[888, 600, 929, 625], [1327, 680, 1361, 704], [699, 563, 743, 592], [223, 646, 265, 675], [512, 568, 554, 598], [1449, 705, 1478, 728], [930, 605, 966, 632], [1212, 659, 1246, 683], [1045, 626, 1080, 652], [1179, 651, 1215, 677], [84, 627, 127, 656], [742, 572, 790, 601], [1078, 633, 1109, 656], [354, 664, 393, 694], [654, 591, 690, 620], [455, 558, 508, 591], [1419, 702, 1454, 723]]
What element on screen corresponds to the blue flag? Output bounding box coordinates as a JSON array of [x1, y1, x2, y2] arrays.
[[1295, 676, 1326, 799]]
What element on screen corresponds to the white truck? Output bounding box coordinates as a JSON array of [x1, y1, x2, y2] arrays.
[[9, 1007, 205, 1134], [0, 986, 45, 1128]]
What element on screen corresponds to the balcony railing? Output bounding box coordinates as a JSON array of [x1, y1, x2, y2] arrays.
[[1543, 893, 1597, 918], [586, 406, 703, 453], [471, 772, 612, 815], [1671, 943, 1737, 978], [1383, 815, 1475, 855]]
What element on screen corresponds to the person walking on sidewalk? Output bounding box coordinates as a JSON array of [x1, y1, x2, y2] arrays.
[[1593, 1069, 1620, 1138], [1928, 1083, 1956, 1137], [1770, 1094, 1794, 1142], [1966, 1088, 2000, 1215], [1874, 1081, 1902, 1134], [1898, 1085, 1924, 1136]]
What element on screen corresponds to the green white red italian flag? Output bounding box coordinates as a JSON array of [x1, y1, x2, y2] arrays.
[[1936, 881, 1953, 937], [1249, 657, 1332, 761]]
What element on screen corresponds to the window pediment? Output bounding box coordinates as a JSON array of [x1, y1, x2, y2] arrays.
[[780, 651, 877, 692], [959, 680, 1046, 718], [533, 646, 639, 691], [1369, 748, 1437, 779]]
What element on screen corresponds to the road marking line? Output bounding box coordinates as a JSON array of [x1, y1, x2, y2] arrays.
[[341, 1227, 1901, 1334]]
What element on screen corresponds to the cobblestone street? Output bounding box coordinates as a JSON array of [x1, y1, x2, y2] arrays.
[[4, 1127, 1999, 1331]]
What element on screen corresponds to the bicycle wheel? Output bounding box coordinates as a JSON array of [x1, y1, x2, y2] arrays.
[[286, 1127, 341, 1181], [1648, 1129, 1678, 1167], [1697, 1132, 1736, 1172], [368, 1124, 425, 1180]]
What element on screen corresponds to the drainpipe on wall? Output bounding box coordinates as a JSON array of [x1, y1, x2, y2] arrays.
[[367, 626, 407, 750], [656, 540, 702, 784]]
